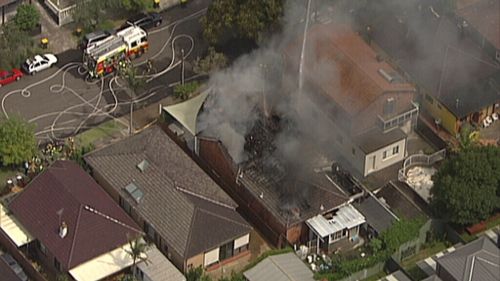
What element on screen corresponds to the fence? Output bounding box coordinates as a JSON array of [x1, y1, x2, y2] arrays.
[[337, 262, 385, 281], [398, 149, 446, 182], [0, 229, 47, 281]]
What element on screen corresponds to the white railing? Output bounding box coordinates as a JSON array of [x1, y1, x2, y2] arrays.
[[379, 101, 419, 132], [398, 149, 446, 182]]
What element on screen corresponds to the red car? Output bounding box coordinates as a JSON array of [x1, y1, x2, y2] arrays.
[[0, 69, 23, 87]]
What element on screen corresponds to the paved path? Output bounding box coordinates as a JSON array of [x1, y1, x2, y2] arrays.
[[34, 0, 76, 54]]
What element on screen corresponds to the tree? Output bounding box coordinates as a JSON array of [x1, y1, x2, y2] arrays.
[[120, 0, 151, 12], [186, 266, 212, 281], [13, 4, 40, 32], [0, 23, 36, 69], [173, 81, 200, 101], [430, 146, 500, 226], [193, 47, 228, 75], [454, 123, 479, 152], [118, 63, 145, 135], [0, 118, 37, 166], [202, 0, 284, 44], [125, 237, 149, 277]]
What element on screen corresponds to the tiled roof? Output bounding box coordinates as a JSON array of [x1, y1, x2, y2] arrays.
[[457, 0, 500, 49], [356, 196, 397, 234], [85, 126, 251, 258], [286, 23, 415, 116], [437, 236, 500, 281], [9, 161, 141, 270], [0, 256, 22, 281], [363, 1, 500, 117]]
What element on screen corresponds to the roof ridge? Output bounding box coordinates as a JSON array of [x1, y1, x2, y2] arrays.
[[196, 206, 250, 229], [183, 207, 199, 256], [269, 254, 297, 281], [175, 185, 235, 209], [67, 204, 84, 269], [83, 205, 144, 235]]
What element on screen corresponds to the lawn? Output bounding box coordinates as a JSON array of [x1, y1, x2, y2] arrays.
[[75, 119, 127, 147], [405, 265, 429, 281]]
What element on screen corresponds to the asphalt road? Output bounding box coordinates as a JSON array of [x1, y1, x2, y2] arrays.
[[0, 0, 210, 142]]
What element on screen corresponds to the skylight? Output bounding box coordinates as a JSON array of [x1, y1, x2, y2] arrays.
[[124, 182, 144, 203], [137, 160, 149, 172]]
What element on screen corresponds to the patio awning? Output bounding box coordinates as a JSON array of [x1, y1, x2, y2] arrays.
[[0, 204, 33, 247], [306, 205, 365, 238], [69, 243, 138, 281], [162, 90, 209, 135]]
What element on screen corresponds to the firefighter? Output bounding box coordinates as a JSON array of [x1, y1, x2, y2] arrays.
[[146, 59, 153, 73]]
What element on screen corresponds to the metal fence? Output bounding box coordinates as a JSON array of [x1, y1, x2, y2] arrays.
[[398, 149, 446, 182]]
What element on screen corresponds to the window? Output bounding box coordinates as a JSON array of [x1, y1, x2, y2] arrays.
[[393, 145, 399, 154], [383, 98, 395, 115], [141, 37, 147, 43], [425, 94, 434, 104], [234, 243, 249, 255], [382, 150, 387, 159], [219, 241, 234, 261], [119, 196, 132, 214], [131, 41, 138, 48], [39, 242, 47, 255], [54, 258, 62, 271]]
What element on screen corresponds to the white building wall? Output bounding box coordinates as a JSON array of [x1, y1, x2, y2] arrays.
[[364, 137, 406, 176]]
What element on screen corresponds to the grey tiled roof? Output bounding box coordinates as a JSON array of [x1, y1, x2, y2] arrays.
[[356, 196, 397, 234], [85, 126, 251, 258], [437, 236, 500, 281]]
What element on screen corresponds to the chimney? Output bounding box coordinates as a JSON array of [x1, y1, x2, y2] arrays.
[[59, 222, 68, 238]]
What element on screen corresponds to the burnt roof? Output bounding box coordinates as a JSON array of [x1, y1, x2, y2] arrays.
[[285, 23, 415, 116], [8, 161, 141, 270], [457, 0, 500, 49], [239, 155, 353, 226], [85, 126, 251, 258], [354, 127, 407, 153], [360, 0, 500, 118]]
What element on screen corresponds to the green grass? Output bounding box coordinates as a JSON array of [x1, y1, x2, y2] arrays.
[[405, 265, 428, 281], [460, 232, 477, 243], [401, 241, 449, 268], [361, 271, 387, 281], [75, 120, 126, 147]]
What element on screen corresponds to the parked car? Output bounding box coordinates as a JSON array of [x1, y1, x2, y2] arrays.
[[0, 69, 23, 87], [79, 30, 113, 50], [22, 54, 58, 75], [125, 12, 163, 30]]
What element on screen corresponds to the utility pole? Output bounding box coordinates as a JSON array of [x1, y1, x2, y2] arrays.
[[181, 48, 185, 85]]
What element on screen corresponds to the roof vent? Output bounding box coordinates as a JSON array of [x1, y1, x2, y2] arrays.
[[59, 222, 68, 238], [378, 69, 394, 83], [320, 204, 325, 211], [125, 182, 144, 203], [259, 192, 264, 199], [137, 160, 149, 172]]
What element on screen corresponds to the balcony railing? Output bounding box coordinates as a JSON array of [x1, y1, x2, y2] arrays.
[[398, 149, 446, 182], [378, 101, 419, 132]]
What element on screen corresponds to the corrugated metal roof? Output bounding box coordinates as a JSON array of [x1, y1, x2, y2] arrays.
[[0, 203, 33, 247], [137, 246, 185, 281], [68, 243, 135, 281], [306, 205, 365, 238], [244, 253, 314, 281]]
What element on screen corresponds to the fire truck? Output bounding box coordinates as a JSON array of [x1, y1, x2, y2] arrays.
[[83, 26, 148, 78]]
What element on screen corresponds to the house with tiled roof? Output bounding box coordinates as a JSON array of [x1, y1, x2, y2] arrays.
[[357, 0, 500, 135], [4, 160, 143, 281], [285, 23, 418, 177], [456, 0, 500, 62], [84, 126, 252, 272], [432, 236, 500, 281]]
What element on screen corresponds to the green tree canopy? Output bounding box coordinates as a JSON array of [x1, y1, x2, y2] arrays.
[[13, 4, 40, 32], [202, 0, 284, 44], [193, 47, 228, 75], [0, 23, 36, 69], [0, 118, 37, 166], [430, 146, 500, 226]]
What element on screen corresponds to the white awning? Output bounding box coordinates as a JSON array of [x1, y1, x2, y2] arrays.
[[69, 243, 137, 281], [0, 203, 33, 247], [306, 205, 365, 238], [137, 246, 185, 281], [163, 90, 209, 135]]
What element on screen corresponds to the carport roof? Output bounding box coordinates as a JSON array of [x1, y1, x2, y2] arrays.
[[244, 252, 314, 281]]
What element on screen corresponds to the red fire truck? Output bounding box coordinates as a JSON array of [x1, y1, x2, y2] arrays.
[[83, 26, 148, 79]]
